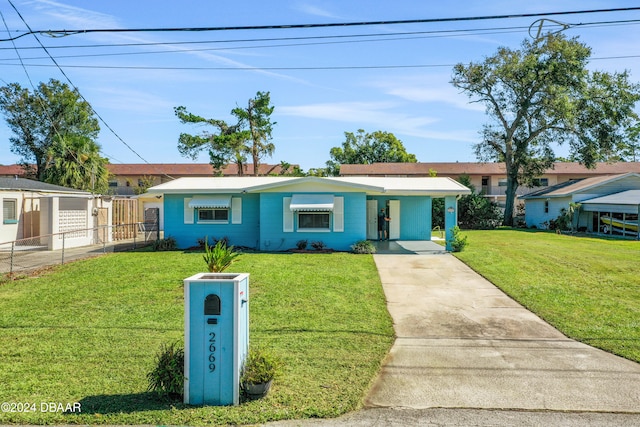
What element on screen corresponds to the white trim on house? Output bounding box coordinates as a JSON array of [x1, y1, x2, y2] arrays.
[[290, 194, 335, 211], [188, 195, 232, 209], [148, 176, 471, 197]]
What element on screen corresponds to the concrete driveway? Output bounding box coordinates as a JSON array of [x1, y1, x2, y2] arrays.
[[365, 251, 640, 412]]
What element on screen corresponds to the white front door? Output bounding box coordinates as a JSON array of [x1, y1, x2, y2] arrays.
[[366, 200, 378, 240], [388, 200, 400, 240]]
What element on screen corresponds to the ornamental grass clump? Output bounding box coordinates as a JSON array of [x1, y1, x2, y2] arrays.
[[147, 341, 184, 399], [351, 240, 376, 254], [203, 238, 241, 272]]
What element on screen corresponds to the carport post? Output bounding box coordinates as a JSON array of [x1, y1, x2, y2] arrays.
[[444, 195, 458, 251]]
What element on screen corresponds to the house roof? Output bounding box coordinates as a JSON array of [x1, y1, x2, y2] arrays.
[[581, 190, 640, 206], [0, 177, 91, 194], [339, 162, 640, 176], [105, 163, 293, 177], [147, 176, 471, 196], [0, 163, 296, 178], [521, 173, 640, 199], [0, 164, 28, 176]]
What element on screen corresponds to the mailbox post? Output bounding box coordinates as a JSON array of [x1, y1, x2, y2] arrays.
[[184, 273, 249, 405]]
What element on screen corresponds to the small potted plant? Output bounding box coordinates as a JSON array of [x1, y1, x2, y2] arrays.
[[240, 347, 279, 400]]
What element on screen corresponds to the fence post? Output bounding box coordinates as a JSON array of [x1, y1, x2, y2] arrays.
[[61, 232, 65, 265], [9, 241, 14, 275]]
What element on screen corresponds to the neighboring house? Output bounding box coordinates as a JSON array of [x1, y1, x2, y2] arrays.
[[0, 163, 297, 196], [520, 173, 640, 237], [105, 163, 296, 196], [339, 162, 640, 207], [0, 177, 112, 250], [147, 176, 471, 251]]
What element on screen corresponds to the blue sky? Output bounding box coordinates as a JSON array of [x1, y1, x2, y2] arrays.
[[1, 1, 639, 171]]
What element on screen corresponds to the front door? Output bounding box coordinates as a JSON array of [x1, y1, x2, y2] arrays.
[[366, 200, 378, 240], [388, 200, 400, 240]]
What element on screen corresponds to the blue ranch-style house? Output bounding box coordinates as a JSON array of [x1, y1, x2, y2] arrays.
[[147, 176, 471, 251]]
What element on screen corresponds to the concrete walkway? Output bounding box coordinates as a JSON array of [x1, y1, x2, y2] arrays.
[[366, 251, 640, 413], [267, 244, 640, 426]]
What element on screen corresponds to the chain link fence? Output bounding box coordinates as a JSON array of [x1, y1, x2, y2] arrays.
[[0, 222, 160, 276]]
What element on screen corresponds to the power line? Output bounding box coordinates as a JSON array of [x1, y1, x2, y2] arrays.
[[2, 6, 640, 42], [0, 8, 95, 187], [0, 52, 635, 72], [5, 0, 155, 170], [0, 17, 638, 63], [0, 24, 544, 51], [4, 0, 178, 182]]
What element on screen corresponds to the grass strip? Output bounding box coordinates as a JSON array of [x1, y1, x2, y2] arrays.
[[454, 229, 640, 362]]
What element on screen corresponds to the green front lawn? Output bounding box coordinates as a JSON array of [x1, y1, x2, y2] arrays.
[[454, 229, 640, 362], [0, 252, 394, 426]]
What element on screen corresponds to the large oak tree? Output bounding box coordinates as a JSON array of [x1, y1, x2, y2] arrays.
[[452, 33, 640, 225]]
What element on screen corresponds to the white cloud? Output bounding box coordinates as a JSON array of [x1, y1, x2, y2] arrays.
[[280, 101, 439, 136], [90, 87, 173, 114], [25, 0, 120, 28], [294, 3, 340, 19], [371, 75, 486, 112]]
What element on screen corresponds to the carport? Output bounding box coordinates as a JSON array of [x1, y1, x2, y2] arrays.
[[581, 190, 640, 238]]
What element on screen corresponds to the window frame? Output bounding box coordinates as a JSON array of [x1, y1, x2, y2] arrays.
[[197, 208, 230, 224], [3, 198, 18, 224], [297, 211, 331, 232], [532, 178, 549, 187]]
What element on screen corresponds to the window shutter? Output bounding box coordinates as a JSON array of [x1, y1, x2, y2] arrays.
[[184, 198, 194, 224], [333, 196, 344, 232], [231, 197, 242, 224], [283, 197, 293, 232]]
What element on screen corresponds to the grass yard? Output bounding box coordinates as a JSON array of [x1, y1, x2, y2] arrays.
[[0, 252, 394, 426], [454, 229, 640, 363]]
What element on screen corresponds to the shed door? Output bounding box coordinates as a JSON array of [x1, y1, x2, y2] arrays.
[[388, 200, 400, 240], [366, 200, 378, 240]]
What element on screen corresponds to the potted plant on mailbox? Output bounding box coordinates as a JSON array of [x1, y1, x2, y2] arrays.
[[240, 347, 279, 400]]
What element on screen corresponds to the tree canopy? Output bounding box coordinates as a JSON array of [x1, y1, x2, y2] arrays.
[[0, 79, 105, 190], [43, 135, 109, 193], [452, 33, 640, 225], [325, 129, 417, 176], [175, 91, 276, 176]]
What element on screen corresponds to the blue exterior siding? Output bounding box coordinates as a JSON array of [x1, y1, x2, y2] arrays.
[[368, 196, 432, 240], [164, 192, 435, 251], [164, 193, 260, 249], [259, 192, 366, 251]]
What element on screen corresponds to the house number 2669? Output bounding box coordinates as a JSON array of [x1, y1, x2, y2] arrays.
[[209, 332, 216, 372]]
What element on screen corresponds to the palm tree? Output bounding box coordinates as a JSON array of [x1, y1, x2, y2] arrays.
[[43, 135, 109, 193]]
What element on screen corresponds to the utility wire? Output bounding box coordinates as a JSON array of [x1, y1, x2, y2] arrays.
[[2, 6, 640, 42], [0, 18, 638, 63], [0, 52, 636, 72], [4, 0, 177, 180], [0, 24, 541, 51], [0, 8, 106, 191], [0, 28, 536, 61], [1, 17, 639, 53]]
